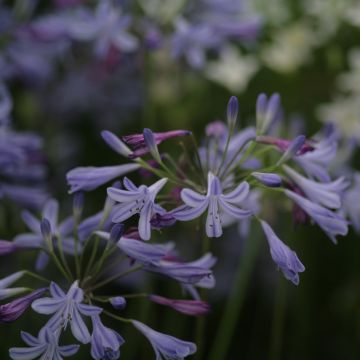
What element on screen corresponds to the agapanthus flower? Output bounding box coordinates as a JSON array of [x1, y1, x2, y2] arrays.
[[97, 231, 173, 265], [121, 129, 191, 158], [90, 315, 124, 360], [66, 163, 140, 193], [9, 327, 79, 360], [256, 93, 281, 135], [13, 199, 76, 271], [107, 177, 168, 240], [172, 172, 252, 237], [149, 295, 210, 316], [285, 189, 348, 243], [0, 288, 47, 323], [0, 271, 27, 301], [132, 320, 197, 360], [283, 165, 349, 209], [110, 297, 127, 310], [145, 253, 215, 286], [251, 172, 282, 187], [32, 281, 102, 344], [260, 220, 305, 285]]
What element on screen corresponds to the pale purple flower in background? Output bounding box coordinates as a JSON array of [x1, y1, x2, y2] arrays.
[[14, 199, 76, 271], [107, 177, 168, 240], [32, 281, 102, 344], [0, 288, 47, 323], [122, 129, 191, 158], [90, 315, 124, 360], [67, 163, 140, 193], [172, 172, 252, 237], [149, 295, 210, 316], [9, 327, 80, 360], [0, 240, 20, 256], [283, 165, 349, 209], [285, 190, 348, 244], [260, 220, 305, 285], [256, 93, 281, 135], [132, 320, 197, 360]]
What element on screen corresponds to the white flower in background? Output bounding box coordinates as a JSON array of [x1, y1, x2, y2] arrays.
[[337, 49, 360, 93], [138, 0, 186, 24], [253, 0, 291, 25], [261, 22, 316, 73], [205, 46, 259, 92], [344, 2, 360, 27], [318, 96, 360, 140]]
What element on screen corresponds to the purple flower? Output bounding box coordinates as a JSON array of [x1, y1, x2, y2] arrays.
[[96, 231, 173, 265], [13, 199, 76, 271], [90, 315, 124, 360], [110, 297, 127, 310], [107, 177, 168, 240], [0, 83, 12, 125], [205, 120, 228, 139], [32, 281, 102, 344], [172, 172, 252, 237], [256, 93, 281, 135], [145, 254, 215, 286], [132, 320, 197, 359], [284, 165, 349, 209], [277, 135, 306, 164], [285, 190, 349, 244], [171, 18, 218, 69], [66, 163, 140, 193], [122, 129, 191, 158], [9, 327, 79, 360], [143, 128, 161, 162], [251, 172, 282, 187], [149, 295, 210, 316], [150, 212, 177, 229], [227, 96, 239, 128], [0, 288, 47, 323], [260, 220, 305, 285]]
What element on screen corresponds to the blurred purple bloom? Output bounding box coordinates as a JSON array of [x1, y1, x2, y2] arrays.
[[227, 96, 239, 128], [260, 220, 305, 285], [150, 212, 177, 229], [256, 93, 281, 135], [0, 240, 19, 255], [90, 315, 124, 360], [132, 320, 197, 359], [0, 288, 47, 323], [101, 130, 132, 157], [149, 295, 210, 316], [284, 165, 349, 209], [205, 120, 228, 139], [67, 163, 140, 193], [122, 129, 191, 158], [143, 128, 161, 162], [9, 327, 79, 360], [32, 281, 102, 344], [107, 177, 168, 240], [172, 172, 252, 237], [277, 135, 306, 164], [252, 172, 282, 187], [285, 190, 348, 244], [0, 271, 27, 300]]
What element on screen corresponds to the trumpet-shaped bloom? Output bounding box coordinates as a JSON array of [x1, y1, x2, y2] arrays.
[[0, 288, 47, 323], [97, 231, 173, 265], [67, 163, 140, 193], [172, 173, 252, 237], [132, 320, 197, 360], [285, 190, 348, 244], [284, 165, 349, 209], [0, 271, 27, 301], [32, 281, 102, 344], [260, 220, 305, 285], [9, 327, 79, 360], [107, 177, 168, 240], [90, 315, 124, 360]]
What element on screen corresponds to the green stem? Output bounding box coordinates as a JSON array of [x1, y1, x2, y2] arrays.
[[87, 265, 143, 292], [24, 271, 51, 284], [270, 277, 287, 360], [103, 310, 132, 323], [209, 230, 261, 360], [56, 235, 74, 280]]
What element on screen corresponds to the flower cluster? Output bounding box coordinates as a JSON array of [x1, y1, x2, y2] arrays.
[[0, 93, 358, 359]]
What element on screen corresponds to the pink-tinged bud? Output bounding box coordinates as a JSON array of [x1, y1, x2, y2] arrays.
[[0, 288, 47, 323], [148, 294, 210, 316]]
